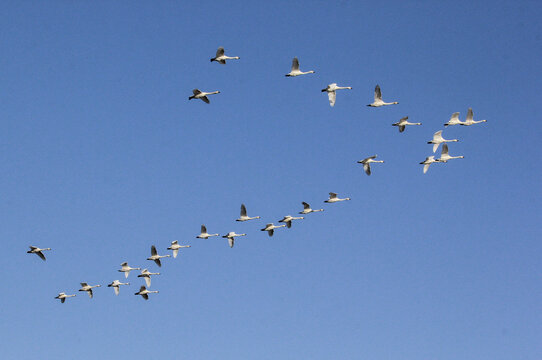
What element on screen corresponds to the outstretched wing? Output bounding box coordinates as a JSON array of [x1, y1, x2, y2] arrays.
[[173, 249, 179, 258], [441, 143, 449, 156], [151, 245, 157, 256], [328, 91, 336, 107], [302, 202, 310, 210], [228, 237, 234, 248], [144, 276, 151, 288], [240, 204, 247, 217], [363, 163, 371, 176], [286, 221, 292, 228], [88, 289, 93, 299], [218, 59, 226, 65], [466, 107, 473, 122], [374, 85, 382, 101], [268, 229, 274, 237], [192, 89, 202, 96], [80, 282, 88, 287], [216, 47, 225, 57], [142, 293, 149, 300], [291, 57, 300, 71], [61, 297, 66, 303], [154, 258, 162, 267], [451, 112, 460, 121], [399, 125, 405, 133], [329, 192, 337, 199], [114, 286, 120, 296], [36, 251, 46, 261], [201, 96, 210, 104], [201, 224, 207, 234], [423, 164, 430, 174]]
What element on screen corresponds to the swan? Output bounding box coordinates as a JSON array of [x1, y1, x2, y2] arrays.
[[27, 246, 51, 261], [278, 215, 304, 228], [437, 144, 464, 162], [55, 292, 76, 303], [118, 262, 141, 278], [188, 89, 220, 104], [107, 280, 130, 296], [461, 107, 487, 126], [419, 156, 440, 174], [392, 116, 421, 132], [321, 83, 352, 107], [357, 155, 384, 176], [260, 223, 286, 237], [299, 202, 324, 214], [147, 245, 170, 267], [285, 57, 315, 77], [167, 240, 191, 258], [138, 269, 161, 288], [222, 232, 246, 248], [78, 283, 101, 298], [444, 112, 463, 127], [428, 130, 459, 153], [367, 85, 398, 107], [210, 47, 240, 64], [197, 224, 219, 239], [324, 192, 351, 203], [236, 204, 261, 222], [134, 286, 159, 300]]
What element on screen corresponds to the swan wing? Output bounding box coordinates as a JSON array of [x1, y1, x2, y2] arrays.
[[374, 85, 382, 101], [228, 237, 234, 248], [302, 202, 310, 210], [328, 91, 336, 107], [144, 276, 151, 288], [151, 245, 157, 256], [218, 59, 226, 65], [441, 143, 449, 156], [216, 47, 225, 57], [240, 204, 247, 217], [192, 89, 201, 96], [154, 258, 162, 267], [201, 96, 210, 104], [423, 164, 430, 174], [329, 192, 337, 199], [114, 286, 119, 296], [36, 251, 46, 261], [363, 163, 371, 176], [291, 57, 299, 71], [466, 107, 473, 122], [142, 293, 149, 300], [399, 125, 405, 133], [201, 224, 207, 234], [173, 249, 179, 258], [433, 143, 439, 153], [451, 112, 459, 121]]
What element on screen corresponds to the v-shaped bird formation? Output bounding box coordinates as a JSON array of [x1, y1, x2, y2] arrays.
[[27, 46, 487, 302]]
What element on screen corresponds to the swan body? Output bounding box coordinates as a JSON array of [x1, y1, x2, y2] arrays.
[[138, 269, 161, 288], [299, 202, 324, 214], [55, 292, 76, 303], [392, 116, 421, 132], [236, 204, 261, 221], [210, 47, 240, 64], [324, 192, 351, 203], [222, 232, 246, 248], [444, 112, 463, 127], [321, 83, 352, 107], [78, 283, 101, 299], [118, 262, 141, 278], [27, 246, 51, 261], [278, 215, 304, 228], [461, 107, 487, 126], [188, 89, 220, 104], [134, 286, 158, 300], [437, 144, 464, 162], [419, 156, 440, 174], [358, 155, 384, 176], [197, 224, 219, 239], [367, 85, 398, 107], [285, 57, 315, 77], [167, 240, 191, 258], [147, 245, 170, 267], [107, 280, 130, 296], [260, 223, 286, 237], [428, 130, 459, 153]]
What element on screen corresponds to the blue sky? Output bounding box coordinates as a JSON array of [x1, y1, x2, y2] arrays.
[[1, 1, 541, 359]]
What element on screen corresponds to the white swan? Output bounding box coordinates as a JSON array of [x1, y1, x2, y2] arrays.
[[299, 202, 324, 214], [147, 245, 170, 267], [118, 262, 141, 278], [357, 155, 384, 176], [188, 89, 220, 104], [236, 204, 261, 222], [437, 144, 464, 162], [55, 292, 76, 303], [134, 286, 158, 300], [419, 156, 440, 174], [210, 47, 240, 64], [138, 269, 161, 288], [27, 246, 51, 261], [78, 283, 101, 299], [278, 215, 304, 228], [367, 85, 398, 107], [324, 192, 351, 203], [428, 130, 459, 153], [260, 223, 286, 237], [392, 116, 421, 132], [321, 83, 352, 107], [444, 112, 463, 127], [107, 280, 130, 296], [222, 232, 246, 248], [197, 224, 219, 239], [285, 57, 315, 77], [167, 240, 191, 258], [461, 107, 487, 126]]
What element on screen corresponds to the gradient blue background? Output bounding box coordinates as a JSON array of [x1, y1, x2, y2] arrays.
[[1, 1, 541, 359]]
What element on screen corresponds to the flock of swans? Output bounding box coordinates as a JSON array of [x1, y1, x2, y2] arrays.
[[27, 46, 487, 302]]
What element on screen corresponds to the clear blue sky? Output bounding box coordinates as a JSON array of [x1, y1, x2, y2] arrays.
[[1, 1, 541, 359]]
